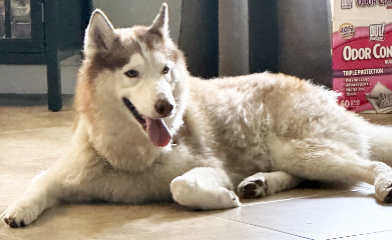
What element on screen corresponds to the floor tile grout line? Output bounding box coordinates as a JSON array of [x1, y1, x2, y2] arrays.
[[240, 188, 371, 207], [325, 229, 392, 239], [201, 188, 375, 239], [0, 158, 63, 171], [0, 123, 72, 135], [353, 183, 373, 189], [0, 233, 21, 240], [202, 212, 314, 240]]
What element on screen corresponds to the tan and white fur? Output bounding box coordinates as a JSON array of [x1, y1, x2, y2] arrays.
[[3, 3, 392, 228]]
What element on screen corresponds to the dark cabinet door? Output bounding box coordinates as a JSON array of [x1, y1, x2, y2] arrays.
[[0, 0, 44, 52]]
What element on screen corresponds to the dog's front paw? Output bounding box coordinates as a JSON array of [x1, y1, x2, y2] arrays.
[[170, 176, 241, 210], [237, 176, 268, 198], [1, 201, 39, 228], [374, 177, 392, 203]]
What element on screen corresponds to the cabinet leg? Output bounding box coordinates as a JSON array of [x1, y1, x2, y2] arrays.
[[46, 51, 62, 112]]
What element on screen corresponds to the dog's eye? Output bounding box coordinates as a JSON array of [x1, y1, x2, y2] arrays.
[[162, 66, 170, 75], [125, 70, 139, 78]]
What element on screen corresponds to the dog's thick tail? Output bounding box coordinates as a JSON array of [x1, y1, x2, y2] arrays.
[[367, 123, 392, 165]]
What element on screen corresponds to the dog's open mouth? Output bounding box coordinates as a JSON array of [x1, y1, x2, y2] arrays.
[[122, 97, 146, 129], [122, 97, 172, 147]]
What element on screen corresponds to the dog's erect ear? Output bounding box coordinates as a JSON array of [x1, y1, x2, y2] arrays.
[[85, 10, 115, 53], [149, 3, 169, 38]]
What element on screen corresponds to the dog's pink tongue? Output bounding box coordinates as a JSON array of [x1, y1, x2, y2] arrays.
[[145, 118, 172, 147]]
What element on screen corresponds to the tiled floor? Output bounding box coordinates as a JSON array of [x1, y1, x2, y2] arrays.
[[1, 95, 392, 240]]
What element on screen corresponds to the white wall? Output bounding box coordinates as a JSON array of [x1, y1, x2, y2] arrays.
[[0, 55, 81, 94], [0, 1, 182, 94]]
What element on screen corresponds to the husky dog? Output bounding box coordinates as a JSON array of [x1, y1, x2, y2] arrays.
[[3, 3, 392, 228]]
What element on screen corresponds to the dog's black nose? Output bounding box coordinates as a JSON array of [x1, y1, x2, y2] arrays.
[[155, 99, 174, 117]]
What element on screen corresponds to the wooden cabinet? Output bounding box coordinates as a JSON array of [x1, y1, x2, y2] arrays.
[[0, 0, 91, 111]]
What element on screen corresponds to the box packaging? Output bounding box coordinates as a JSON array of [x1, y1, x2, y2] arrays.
[[332, 0, 392, 113]]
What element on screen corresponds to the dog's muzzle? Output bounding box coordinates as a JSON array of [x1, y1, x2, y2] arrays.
[[122, 97, 173, 147]]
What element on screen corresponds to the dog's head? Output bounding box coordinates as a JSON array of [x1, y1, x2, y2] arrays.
[[78, 4, 188, 148]]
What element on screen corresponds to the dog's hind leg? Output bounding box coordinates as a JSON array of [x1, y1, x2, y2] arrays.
[[236, 171, 303, 198], [272, 138, 392, 203], [170, 167, 241, 210], [366, 124, 392, 166]]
